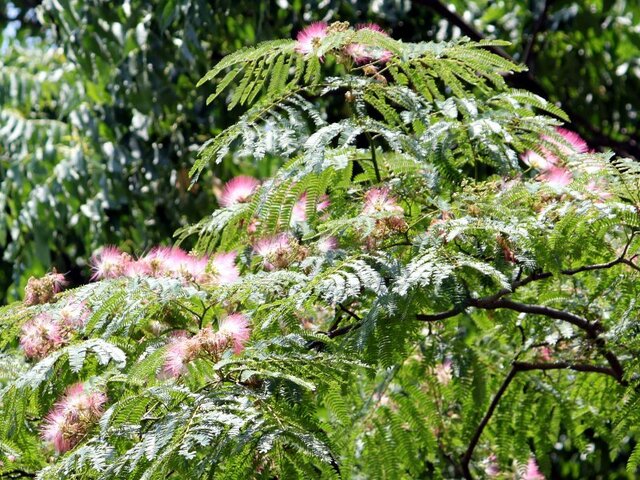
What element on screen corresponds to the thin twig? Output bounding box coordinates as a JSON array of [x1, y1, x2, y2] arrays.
[[522, 0, 553, 67], [365, 131, 382, 183]]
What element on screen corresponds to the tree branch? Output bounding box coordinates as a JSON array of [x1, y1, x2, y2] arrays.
[[460, 360, 619, 478], [460, 365, 517, 479], [469, 297, 596, 333], [522, 0, 554, 67], [416, 305, 465, 322]]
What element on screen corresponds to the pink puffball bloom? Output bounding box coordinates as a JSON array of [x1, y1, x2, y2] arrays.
[[58, 301, 90, 329], [538, 165, 573, 187], [538, 346, 552, 362], [552, 127, 588, 155], [218, 313, 251, 354], [521, 128, 588, 171], [362, 187, 404, 215], [41, 409, 71, 454], [158, 247, 193, 278], [41, 383, 106, 454], [139, 246, 176, 277], [20, 313, 64, 359], [347, 23, 392, 64], [24, 271, 68, 305], [291, 193, 330, 223], [317, 236, 338, 253], [435, 359, 453, 385], [48, 272, 68, 294], [91, 246, 131, 280], [523, 457, 545, 480], [484, 454, 500, 477], [62, 383, 107, 419], [253, 233, 293, 270], [208, 252, 240, 285], [586, 180, 613, 201], [163, 332, 198, 378], [294, 22, 329, 56], [219, 176, 260, 208], [124, 259, 151, 277]]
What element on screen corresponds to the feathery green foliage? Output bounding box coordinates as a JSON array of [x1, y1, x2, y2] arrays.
[[1, 20, 639, 480]]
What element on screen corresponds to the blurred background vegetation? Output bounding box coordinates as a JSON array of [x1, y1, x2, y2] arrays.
[[0, 0, 637, 299]]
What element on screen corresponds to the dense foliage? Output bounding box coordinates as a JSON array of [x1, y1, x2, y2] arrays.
[[2, 0, 639, 305], [1, 18, 640, 479]]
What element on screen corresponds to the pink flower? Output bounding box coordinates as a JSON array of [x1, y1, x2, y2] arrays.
[[253, 233, 293, 270], [362, 188, 404, 215], [553, 127, 588, 155], [139, 246, 175, 277], [522, 128, 588, 171], [484, 454, 500, 477], [58, 300, 91, 329], [208, 252, 240, 285], [435, 359, 453, 385], [91, 246, 131, 280], [523, 457, 545, 480], [347, 23, 392, 64], [538, 346, 552, 362], [49, 272, 67, 294], [162, 333, 198, 378], [295, 22, 329, 56], [20, 313, 65, 359], [291, 193, 330, 223], [158, 247, 193, 278], [41, 409, 70, 454], [24, 271, 68, 305], [124, 259, 151, 277], [218, 313, 251, 354], [317, 236, 338, 253], [41, 383, 106, 454], [538, 165, 573, 187], [586, 180, 612, 201], [219, 176, 260, 208], [146, 247, 203, 282]]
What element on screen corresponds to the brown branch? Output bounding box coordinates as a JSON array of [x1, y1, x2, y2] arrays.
[[460, 365, 517, 479], [416, 305, 465, 322], [460, 360, 619, 478], [470, 297, 596, 333], [469, 297, 625, 382], [512, 360, 618, 378]]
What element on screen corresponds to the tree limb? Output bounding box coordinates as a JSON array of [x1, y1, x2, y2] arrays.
[[460, 360, 619, 478]]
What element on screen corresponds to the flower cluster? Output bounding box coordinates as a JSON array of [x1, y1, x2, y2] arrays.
[[344, 23, 392, 65], [218, 175, 260, 208], [361, 187, 406, 248], [294, 22, 393, 67], [162, 314, 251, 377], [24, 271, 67, 306], [91, 246, 240, 285], [521, 127, 588, 187], [291, 192, 330, 224], [20, 300, 90, 360], [41, 383, 107, 454]]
